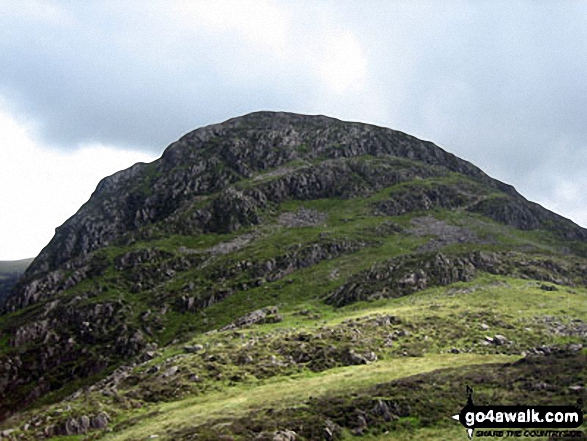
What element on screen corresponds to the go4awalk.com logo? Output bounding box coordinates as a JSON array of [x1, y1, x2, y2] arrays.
[[451, 386, 584, 439]]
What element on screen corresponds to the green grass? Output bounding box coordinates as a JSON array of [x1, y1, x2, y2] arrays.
[[102, 353, 516, 441], [335, 274, 587, 322], [4, 271, 586, 440]]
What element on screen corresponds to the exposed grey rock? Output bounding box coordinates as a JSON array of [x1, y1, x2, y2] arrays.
[[140, 350, 157, 362], [278, 207, 327, 227], [341, 348, 377, 365], [569, 343, 583, 352], [531, 382, 550, 391], [534, 316, 587, 339], [188, 374, 201, 382], [408, 216, 492, 251], [184, 344, 204, 353], [80, 415, 90, 432], [323, 419, 341, 440], [326, 252, 477, 306], [206, 232, 258, 255], [370, 314, 401, 327], [375, 183, 475, 216], [236, 354, 254, 365], [326, 250, 587, 307], [90, 412, 110, 429], [62, 416, 87, 435], [221, 306, 282, 331], [116, 330, 147, 357], [493, 335, 509, 345], [272, 429, 297, 441], [372, 400, 393, 422], [162, 366, 179, 378]]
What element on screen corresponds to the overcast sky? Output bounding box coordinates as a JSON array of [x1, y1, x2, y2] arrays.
[[1, 1, 587, 260]]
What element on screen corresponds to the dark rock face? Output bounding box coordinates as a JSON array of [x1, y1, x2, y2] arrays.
[[0, 274, 22, 304], [0, 298, 144, 420], [41, 412, 110, 437], [220, 306, 283, 331], [375, 182, 474, 216], [278, 207, 327, 227], [468, 197, 587, 240], [326, 252, 477, 307], [176, 238, 369, 313], [14, 113, 520, 280], [0, 259, 31, 303], [326, 251, 587, 307]]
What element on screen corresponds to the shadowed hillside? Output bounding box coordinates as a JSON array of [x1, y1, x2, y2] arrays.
[[0, 259, 32, 303]]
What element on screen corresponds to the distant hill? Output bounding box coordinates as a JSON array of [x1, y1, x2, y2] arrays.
[[0, 258, 32, 303]]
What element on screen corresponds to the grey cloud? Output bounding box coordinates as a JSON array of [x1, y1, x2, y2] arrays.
[[1, 1, 587, 226], [0, 2, 320, 151], [342, 2, 587, 225]]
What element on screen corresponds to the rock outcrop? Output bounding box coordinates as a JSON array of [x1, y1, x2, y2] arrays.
[[326, 251, 587, 307]]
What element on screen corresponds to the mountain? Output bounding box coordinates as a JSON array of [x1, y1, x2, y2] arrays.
[[1, 111, 586, 440], [0, 259, 32, 303]]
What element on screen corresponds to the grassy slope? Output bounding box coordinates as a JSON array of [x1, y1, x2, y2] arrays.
[[4, 276, 586, 440], [1, 170, 587, 440], [104, 278, 587, 440], [104, 354, 516, 441]]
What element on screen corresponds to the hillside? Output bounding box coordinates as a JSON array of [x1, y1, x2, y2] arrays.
[[0, 111, 586, 440]]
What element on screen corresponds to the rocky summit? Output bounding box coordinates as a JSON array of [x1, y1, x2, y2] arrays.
[[1, 111, 587, 440]]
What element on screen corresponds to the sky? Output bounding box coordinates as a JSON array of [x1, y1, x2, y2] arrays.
[[1, 1, 587, 260]]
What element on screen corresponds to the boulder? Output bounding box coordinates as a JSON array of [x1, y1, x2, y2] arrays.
[[493, 335, 510, 346]]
